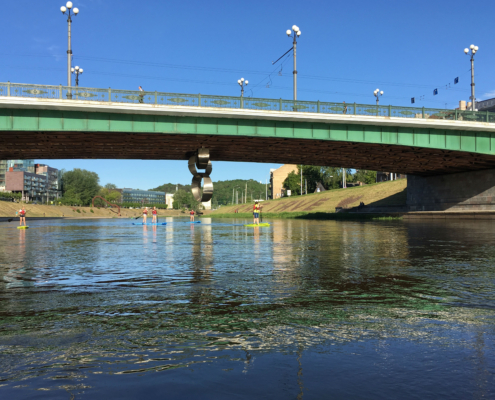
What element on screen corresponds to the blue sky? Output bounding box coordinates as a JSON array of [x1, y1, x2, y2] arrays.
[[2, 0, 494, 189]]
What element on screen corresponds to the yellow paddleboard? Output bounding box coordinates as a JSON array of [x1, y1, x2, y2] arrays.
[[17, 226, 29, 229]]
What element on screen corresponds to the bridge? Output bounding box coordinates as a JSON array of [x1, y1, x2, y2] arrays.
[[2, 82, 495, 211]]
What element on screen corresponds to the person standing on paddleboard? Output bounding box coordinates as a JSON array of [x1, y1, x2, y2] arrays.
[[253, 201, 261, 225], [19, 207, 26, 226], [143, 207, 148, 224], [190, 209, 195, 222], [152, 206, 157, 224]]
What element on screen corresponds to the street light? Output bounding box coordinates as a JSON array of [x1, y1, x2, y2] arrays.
[[237, 78, 248, 97], [286, 25, 301, 101], [60, 2, 79, 99], [464, 44, 479, 111], [71, 65, 83, 86], [373, 88, 384, 105]]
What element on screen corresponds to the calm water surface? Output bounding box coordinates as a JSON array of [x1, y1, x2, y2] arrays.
[[1, 218, 495, 399]]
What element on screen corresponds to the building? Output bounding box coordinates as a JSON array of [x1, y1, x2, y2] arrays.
[[165, 193, 175, 209], [5, 163, 61, 203], [476, 98, 495, 112], [270, 164, 298, 199], [120, 188, 166, 205], [0, 159, 35, 191]]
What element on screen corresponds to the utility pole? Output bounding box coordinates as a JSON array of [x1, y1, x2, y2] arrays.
[[285, 25, 301, 101], [60, 2, 79, 99], [245, 183, 247, 203], [464, 44, 479, 111], [300, 165, 303, 195]]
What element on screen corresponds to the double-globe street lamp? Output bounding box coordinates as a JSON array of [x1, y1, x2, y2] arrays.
[[238, 78, 248, 97], [60, 2, 79, 98], [464, 44, 479, 112], [286, 25, 301, 101], [373, 88, 384, 105], [71, 65, 83, 86]]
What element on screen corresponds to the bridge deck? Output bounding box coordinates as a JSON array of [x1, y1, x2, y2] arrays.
[[1, 97, 495, 176]]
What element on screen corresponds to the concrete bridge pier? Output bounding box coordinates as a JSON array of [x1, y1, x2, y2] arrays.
[[407, 169, 495, 211]]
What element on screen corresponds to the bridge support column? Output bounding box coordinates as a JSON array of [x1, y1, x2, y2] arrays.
[[407, 169, 495, 211]]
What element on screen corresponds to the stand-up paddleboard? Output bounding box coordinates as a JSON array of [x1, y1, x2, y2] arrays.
[[17, 226, 29, 229], [244, 223, 270, 227], [190, 221, 201, 224], [132, 223, 167, 226]]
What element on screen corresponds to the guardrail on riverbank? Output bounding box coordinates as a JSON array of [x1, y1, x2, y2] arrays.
[[1, 81, 495, 124]]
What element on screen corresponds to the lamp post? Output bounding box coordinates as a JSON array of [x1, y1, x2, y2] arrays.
[[238, 78, 248, 97], [286, 25, 301, 101], [373, 88, 383, 105], [60, 2, 79, 99], [71, 65, 83, 86], [464, 44, 479, 111]]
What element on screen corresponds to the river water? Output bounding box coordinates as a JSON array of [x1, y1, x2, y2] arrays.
[[1, 218, 495, 399]]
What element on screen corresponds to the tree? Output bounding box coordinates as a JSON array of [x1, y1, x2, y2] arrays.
[[299, 165, 323, 193], [61, 168, 100, 205], [353, 170, 377, 185], [172, 189, 199, 210], [99, 187, 121, 203], [283, 171, 301, 195], [104, 183, 117, 190]]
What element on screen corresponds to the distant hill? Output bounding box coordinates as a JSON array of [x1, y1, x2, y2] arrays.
[[151, 179, 270, 206]]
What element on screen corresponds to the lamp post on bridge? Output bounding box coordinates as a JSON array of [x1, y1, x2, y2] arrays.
[[71, 66, 83, 86], [60, 2, 79, 99], [238, 78, 248, 97], [464, 44, 479, 112], [373, 88, 383, 105], [286, 25, 301, 101]]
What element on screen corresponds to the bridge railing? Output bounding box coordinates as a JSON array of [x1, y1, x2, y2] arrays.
[[1, 81, 494, 124]]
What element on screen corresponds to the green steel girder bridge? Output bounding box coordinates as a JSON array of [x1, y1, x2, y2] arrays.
[[1, 82, 495, 176]]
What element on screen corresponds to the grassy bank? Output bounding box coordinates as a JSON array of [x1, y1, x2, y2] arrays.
[[209, 179, 407, 216], [206, 211, 402, 221], [0, 202, 203, 219]]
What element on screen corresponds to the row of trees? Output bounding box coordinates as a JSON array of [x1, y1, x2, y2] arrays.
[[59, 169, 166, 208], [283, 166, 377, 195]]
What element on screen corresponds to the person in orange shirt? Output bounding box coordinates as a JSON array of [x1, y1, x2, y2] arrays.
[[253, 201, 261, 225], [152, 206, 158, 224], [190, 209, 195, 221]]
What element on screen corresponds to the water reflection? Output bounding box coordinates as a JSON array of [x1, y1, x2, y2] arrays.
[[0, 218, 495, 399]]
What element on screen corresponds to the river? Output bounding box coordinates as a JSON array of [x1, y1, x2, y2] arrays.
[[1, 218, 494, 399]]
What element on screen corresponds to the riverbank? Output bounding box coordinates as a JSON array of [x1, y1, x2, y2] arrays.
[[0, 202, 213, 220], [209, 180, 407, 216]]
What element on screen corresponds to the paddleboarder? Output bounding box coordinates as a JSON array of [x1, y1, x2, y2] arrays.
[[190, 209, 195, 222], [253, 201, 261, 225], [142, 207, 148, 224], [152, 206, 158, 224], [19, 206, 26, 226]]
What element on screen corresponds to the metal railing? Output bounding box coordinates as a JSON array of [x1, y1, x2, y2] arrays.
[[1, 81, 494, 124]]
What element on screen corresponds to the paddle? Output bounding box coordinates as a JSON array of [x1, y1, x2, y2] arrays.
[[260, 205, 263, 223]]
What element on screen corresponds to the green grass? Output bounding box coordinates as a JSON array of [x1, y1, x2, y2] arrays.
[[203, 211, 402, 221]]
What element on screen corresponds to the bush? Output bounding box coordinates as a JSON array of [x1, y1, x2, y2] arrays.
[[90, 209, 94, 213], [82, 209, 86, 213], [76, 209, 81, 213]]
